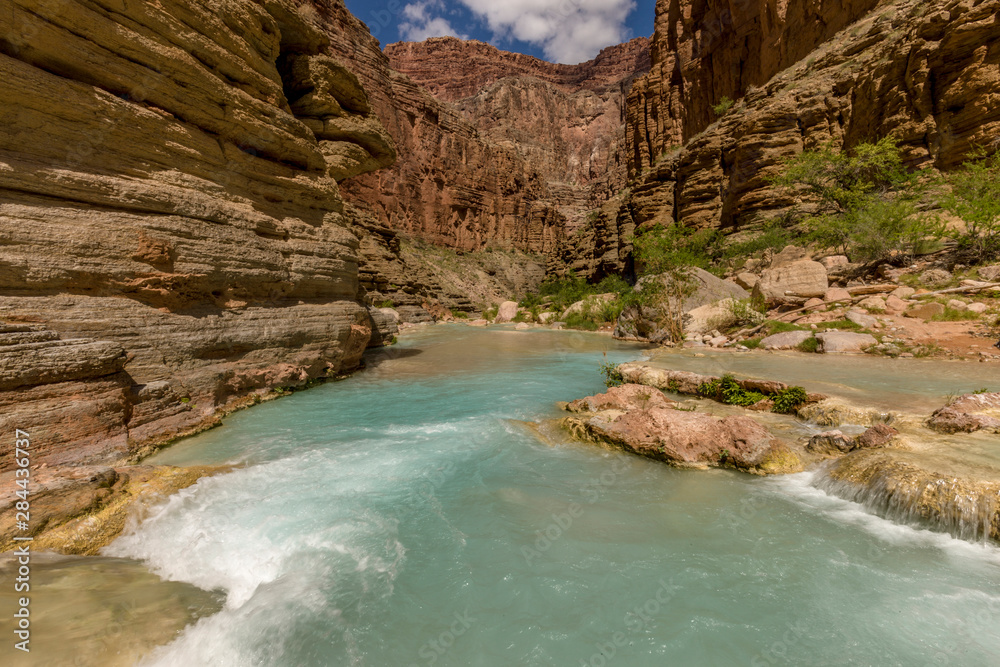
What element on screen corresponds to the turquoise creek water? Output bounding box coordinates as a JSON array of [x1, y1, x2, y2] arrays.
[[92, 326, 1000, 665]]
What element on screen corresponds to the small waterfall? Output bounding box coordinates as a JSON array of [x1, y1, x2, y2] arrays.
[[812, 456, 1000, 544]]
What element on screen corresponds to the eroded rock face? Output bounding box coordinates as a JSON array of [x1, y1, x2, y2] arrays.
[[308, 4, 615, 254], [0, 0, 394, 469], [625, 0, 1000, 231]]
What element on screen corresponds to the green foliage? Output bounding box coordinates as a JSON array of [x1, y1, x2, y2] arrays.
[[710, 299, 767, 332], [375, 299, 395, 308], [773, 136, 944, 263], [179, 396, 190, 403], [564, 311, 600, 331], [772, 386, 808, 414], [720, 222, 793, 264], [699, 374, 764, 407], [712, 96, 735, 116], [483, 306, 498, 321], [773, 136, 912, 214], [942, 149, 1000, 262], [742, 337, 764, 350], [513, 310, 533, 323], [520, 273, 592, 310], [666, 379, 682, 394], [451, 309, 469, 319], [795, 337, 820, 353], [720, 375, 765, 406], [931, 306, 980, 322], [973, 388, 991, 395], [632, 224, 723, 275], [631, 224, 723, 343], [600, 362, 624, 388]]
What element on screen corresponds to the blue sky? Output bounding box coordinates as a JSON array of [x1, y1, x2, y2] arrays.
[[344, 0, 656, 64]]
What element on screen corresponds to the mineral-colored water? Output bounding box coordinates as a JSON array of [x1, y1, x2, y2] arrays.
[[102, 326, 1000, 666]]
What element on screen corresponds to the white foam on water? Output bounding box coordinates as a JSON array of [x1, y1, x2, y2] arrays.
[[770, 471, 1000, 565]]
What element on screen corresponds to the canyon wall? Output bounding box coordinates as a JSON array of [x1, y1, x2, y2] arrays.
[[556, 0, 1000, 275], [301, 1, 567, 254], [628, 0, 1000, 232], [0, 0, 395, 470], [386, 37, 651, 226]]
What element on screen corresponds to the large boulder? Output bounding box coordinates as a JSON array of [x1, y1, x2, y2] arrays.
[[759, 260, 829, 300], [564, 405, 800, 474], [494, 301, 519, 323], [566, 384, 675, 414], [905, 302, 945, 320], [815, 331, 877, 353], [614, 268, 748, 342], [928, 393, 1000, 434], [759, 330, 813, 350]]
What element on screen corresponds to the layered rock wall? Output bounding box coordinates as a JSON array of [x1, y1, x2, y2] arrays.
[[301, 1, 569, 254], [626, 0, 1000, 232], [386, 37, 652, 226], [0, 0, 394, 469]]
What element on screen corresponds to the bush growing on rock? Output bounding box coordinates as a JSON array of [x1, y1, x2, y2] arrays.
[[943, 149, 1000, 263], [773, 136, 944, 264]]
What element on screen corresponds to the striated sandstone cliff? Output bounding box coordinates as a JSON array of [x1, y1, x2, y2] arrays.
[[557, 0, 1000, 275], [387, 37, 651, 224], [301, 1, 568, 254], [629, 0, 1000, 231], [0, 0, 395, 469]]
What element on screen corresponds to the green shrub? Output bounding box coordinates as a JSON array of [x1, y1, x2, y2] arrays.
[[376, 299, 395, 308], [451, 309, 469, 319], [772, 136, 945, 263], [719, 375, 765, 406], [600, 362, 624, 388], [931, 307, 980, 322], [772, 386, 808, 414], [942, 149, 1000, 262], [796, 337, 820, 353], [713, 96, 735, 116]]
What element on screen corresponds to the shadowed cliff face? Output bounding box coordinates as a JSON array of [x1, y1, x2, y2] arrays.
[[0, 0, 395, 469]]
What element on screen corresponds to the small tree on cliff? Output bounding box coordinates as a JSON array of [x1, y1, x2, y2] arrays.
[[773, 136, 943, 264]]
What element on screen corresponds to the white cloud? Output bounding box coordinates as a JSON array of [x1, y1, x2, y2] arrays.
[[458, 0, 636, 63], [400, 1, 468, 41]]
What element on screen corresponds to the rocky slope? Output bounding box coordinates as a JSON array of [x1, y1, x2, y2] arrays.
[[562, 0, 1000, 274], [0, 0, 395, 469]]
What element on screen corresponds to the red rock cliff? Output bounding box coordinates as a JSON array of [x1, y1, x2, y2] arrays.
[[386, 36, 652, 226], [300, 1, 569, 253], [626, 0, 1000, 232]]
